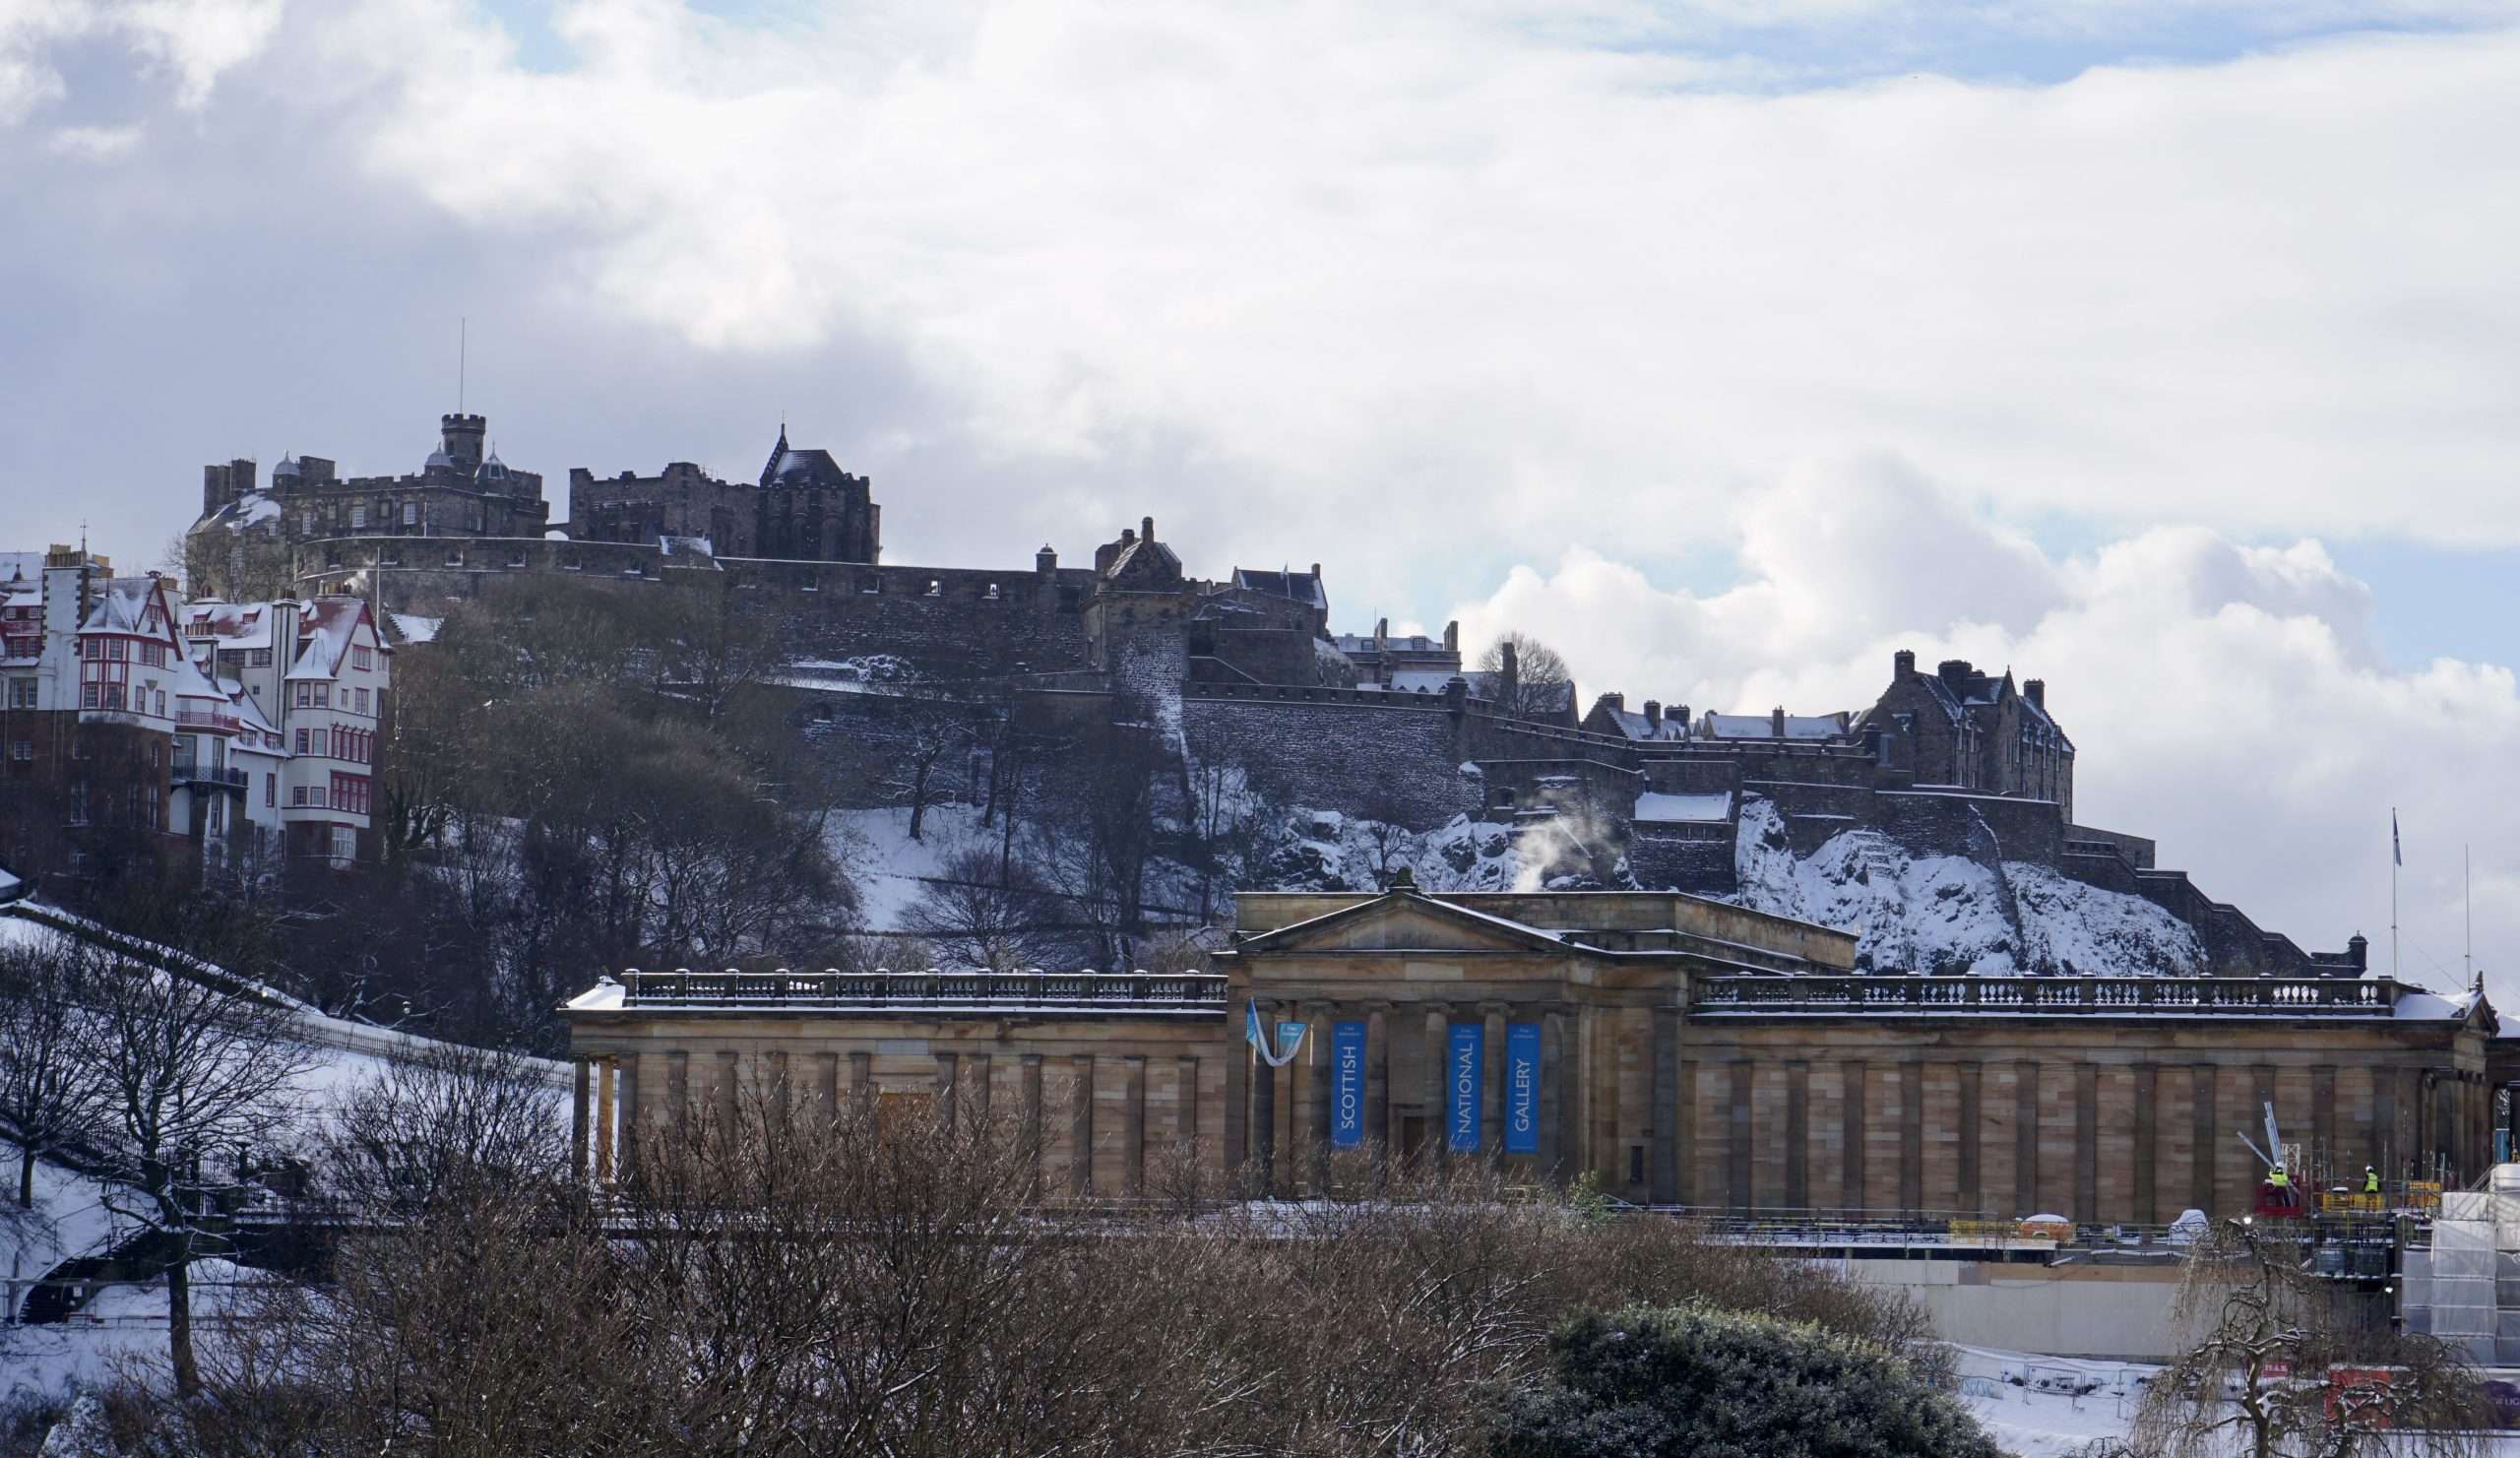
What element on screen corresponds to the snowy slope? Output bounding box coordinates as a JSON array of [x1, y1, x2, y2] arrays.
[[1732, 797, 2205, 976], [1259, 810, 1621, 895]]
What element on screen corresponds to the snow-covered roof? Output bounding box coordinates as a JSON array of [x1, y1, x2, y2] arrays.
[[1636, 791, 1732, 823], [187, 601, 278, 650], [77, 577, 169, 638], [285, 598, 372, 681], [1701, 711, 1845, 740], [387, 612, 440, 645], [1602, 708, 1687, 741], [1232, 568, 1327, 610], [1389, 668, 1463, 694], [0, 551, 40, 585], [1332, 631, 1446, 655]]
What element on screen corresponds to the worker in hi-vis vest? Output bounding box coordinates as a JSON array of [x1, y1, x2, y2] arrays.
[[2365, 1167, 2381, 1195], [2268, 1165, 2289, 1191]]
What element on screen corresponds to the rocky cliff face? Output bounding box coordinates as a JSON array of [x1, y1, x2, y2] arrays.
[[1729, 797, 2204, 975]]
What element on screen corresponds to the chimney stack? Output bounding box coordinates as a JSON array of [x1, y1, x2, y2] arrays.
[[1141, 516, 1155, 543], [1937, 659, 1973, 687], [1642, 699, 1661, 730], [1674, 703, 1689, 736], [2024, 678, 2046, 710], [1442, 620, 1458, 653], [1894, 648, 1916, 677], [1771, 706, 1787, 737]]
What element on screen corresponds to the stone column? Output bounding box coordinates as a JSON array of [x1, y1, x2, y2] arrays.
[[1365, 1005, 1391, 1174], [591, 1059, 613, 1183], [1728, 1061, 1753, 1212], [2133, 1063, 2158, 1225], [815, 1051, 839, 1125], [615, 1059, 639, 1185], [1841, 1058, 1866, 1213], [2312, 1065, 2336, 1190], [935, 1051, 961, 1130], [1785, 1060, 1810, 1211], [1224, 990, 1249, 1175], [1071, 1054, 1096, 1197], [1124, 1055, 1148, 1197], [848, 1050, 872, 1111], [1901, 1059, 1925, 1214], [1651, 1009, 1681, 1205], [768, 1050, 791, 1126], [1482, 1007, 1507, 1166], [1022, 1054, 1045, 1194], [1958, 1062, 1984, 1214], [1539, 1010, 1566, 1185], [2013, 1060, 2040, 1217], [2190, 1064, 2217, 1214], [1557, 1005, 1586, 1188], [1309, 1007, 1335, 1192], [969, 1053, 993, 1119], [1423, 1004, 1452, 1169], [2074, 1062, 2099, 1225], [571, 1057, 592, 1180], [717, 1049, 739, 1137], [1176, 1055, 1201, 1152], [667, 1050, 691, 1144], [1253, 1034, 1278, 1192]]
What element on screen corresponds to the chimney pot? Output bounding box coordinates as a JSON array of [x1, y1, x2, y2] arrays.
[[1141, 516, 1155, 542], [1120, 528, 1136, 544]]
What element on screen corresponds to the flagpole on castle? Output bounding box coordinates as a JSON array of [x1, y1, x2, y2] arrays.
[[2390, 808, 2402, 981]]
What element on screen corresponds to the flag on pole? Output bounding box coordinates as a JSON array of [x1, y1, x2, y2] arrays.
[[2393, 809, 2403, 867]]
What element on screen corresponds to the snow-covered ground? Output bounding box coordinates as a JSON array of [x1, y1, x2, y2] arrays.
[[828, 803, 989, 932], [1732, 798, 2206, 976], [1261, 809, 1608, 895]]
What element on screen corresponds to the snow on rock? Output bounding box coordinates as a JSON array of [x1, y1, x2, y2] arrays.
[[1260, 810, 1622, 895], [1731, 797, 2204, 976]]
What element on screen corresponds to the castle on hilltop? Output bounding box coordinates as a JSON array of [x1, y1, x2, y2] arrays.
[[185, 407, 2359, 979]]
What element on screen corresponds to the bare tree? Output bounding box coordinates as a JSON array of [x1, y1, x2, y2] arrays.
[[881, 681, 978, 843], [906, 844, 1063, 971], [1478, 630, 1575, 721], [0, 930, 109, 1208], [75, 949, 319, 1396], [2129, 1220, 2488, 1458]]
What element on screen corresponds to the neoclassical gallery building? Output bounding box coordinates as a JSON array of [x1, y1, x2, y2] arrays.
[[563, 877, 2503, 1221]]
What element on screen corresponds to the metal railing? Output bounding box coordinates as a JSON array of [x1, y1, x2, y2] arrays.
[[170, 760, 249, 789], [1693, 974, 2397, 1016], [615, 967, 1229, 1012]]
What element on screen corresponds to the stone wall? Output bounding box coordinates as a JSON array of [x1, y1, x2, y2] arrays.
[[1180, 686, 1478, 828], [1872, 788, 2066, 864]]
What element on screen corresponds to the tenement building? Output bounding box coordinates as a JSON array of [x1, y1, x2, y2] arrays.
[[563, 880, 2500, 1219]]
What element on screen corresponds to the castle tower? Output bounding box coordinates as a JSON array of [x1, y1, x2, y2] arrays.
[[438, 412, 486, 470]]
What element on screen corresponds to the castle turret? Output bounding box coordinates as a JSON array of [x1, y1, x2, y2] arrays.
[[438, 412, 486, 470]]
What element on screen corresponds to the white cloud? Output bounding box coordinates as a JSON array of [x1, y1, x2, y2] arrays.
[[47, 119, 138, 156], [0, 0, 279, 121], [1453, 458, 2520, 995], [215, 0, 2520, 584]]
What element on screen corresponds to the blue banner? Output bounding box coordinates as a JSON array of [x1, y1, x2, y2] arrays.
[[1504, 1022, 1542, 1154], [1447, 1022, 1483, 1153], [1279, 1021, 1307, 1060], [1331, 1021, 1367, 1148]]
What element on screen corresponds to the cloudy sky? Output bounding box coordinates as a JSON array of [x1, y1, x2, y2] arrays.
[[3, 0, 2514, 990]]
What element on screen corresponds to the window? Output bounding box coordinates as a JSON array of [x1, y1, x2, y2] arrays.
[[330, 772, 371, 816], [314, 684, 329, 709], [352, 646, 373, 671], [402, 502, 417, 527], [141, 643, 165, 667], [350, 504, 368, 529], [67, 782, 88, 825], [265, 774, 275, 807], [290, 785, 307, 806], [293, 682, 311, 709], [154, 690, 165, 718], [446, 551, 464, 567], [302, 511, 315, 535], [250, 648, 271, 667], [7, 678, 33, 709], [354, 687, 368, 714], [295, 728, 310, 755], [331, 826, 357, 861], [104, 638, 126, 661], [100, 685, 123, 710], [8, 740, 27, 761]]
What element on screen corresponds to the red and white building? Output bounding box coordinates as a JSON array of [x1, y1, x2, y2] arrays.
[[0, 543, 392, 876]]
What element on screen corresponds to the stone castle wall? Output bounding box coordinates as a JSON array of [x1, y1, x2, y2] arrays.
[[1179, 686, 1479, 827]]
